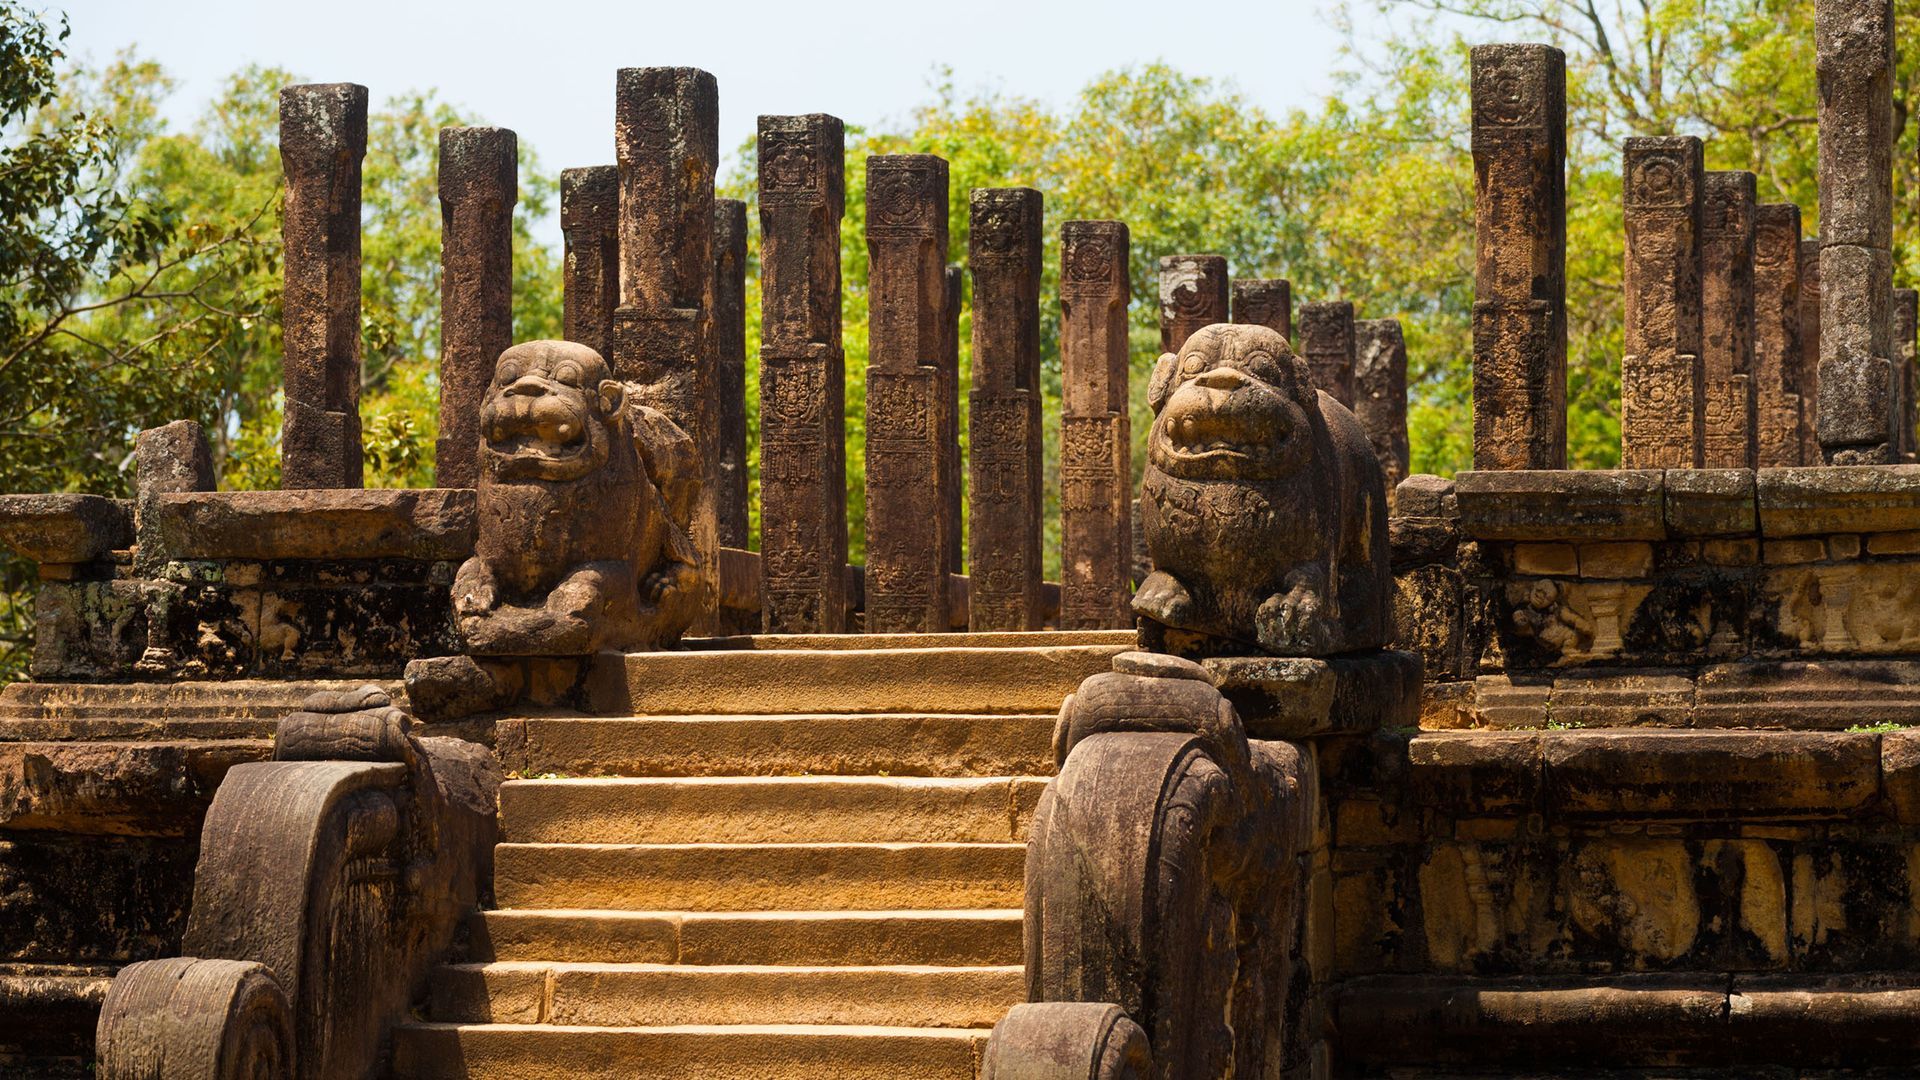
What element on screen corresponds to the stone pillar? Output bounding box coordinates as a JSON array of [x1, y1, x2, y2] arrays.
[[1159, 255, 1228, 353], [968, 188, 1045, 632], [1232, 278, 1292, 342], [1798, 238, 1824, 462], [941, 264, 964, 582], [1354, 319, 1410, 491], [278, 83, 368, 490], [1059, 221, 1132, 631], [1815, 0, 1896, 463], [1299, 300, 1357, 407], [752, 111, 844, 630], [435, 126, 517, 490], [1897, 287, 1918, 458], [1620, 135, 1706, 469], [561, 166, 620, 363], [1752, 203, 1807, 467], [714, 198, 749, 549], [1700, 170, 1757, 469], [1470, 43, 1567, 470], [864, 154, 950, 633], [758, 115, 848, 633], [613, 67, 719, 626]]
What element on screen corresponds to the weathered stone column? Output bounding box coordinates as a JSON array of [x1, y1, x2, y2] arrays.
[[279, 83, 368, 490], [1700, 170, 1756, 469], [758, 115, 848, 633], [1470, 43, 1567, 470], [968, 188, 1045, 632], [1232, 278, 1292, 341], [435, 126, 517, 490], [1798, 237, 1824, 462], [613, 67, 719, 626], [1059, 221, 1131, 631], [1159, 255, 1228, 353], [941, 264, 964, 582], [561, 166, 620, 363], [1752, 203, 1807, 467], [1620, 136, 1706, 469], [1355, 319, 1410, 491], [1299, 300, 1357, 407], [864, 154, 950, 633], [1897, 287, 1918, 457], [1815, 0, 1897, 463], [714, 198, 749, 549]]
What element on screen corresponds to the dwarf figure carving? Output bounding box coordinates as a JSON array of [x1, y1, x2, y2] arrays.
[[453, 340, 704, 654], [1133, 323, 1389, 656]]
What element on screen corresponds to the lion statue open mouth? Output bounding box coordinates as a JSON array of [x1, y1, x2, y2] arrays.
[[1133, 323, 1389, 657], [452, 340, 705, 655]]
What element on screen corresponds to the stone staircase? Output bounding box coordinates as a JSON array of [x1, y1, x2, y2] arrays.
[[391, 630, 1131, 1079]]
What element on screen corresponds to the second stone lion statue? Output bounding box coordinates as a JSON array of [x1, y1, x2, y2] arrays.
[[452, 340, 704, 654], [1133, 323, 1389, 657]]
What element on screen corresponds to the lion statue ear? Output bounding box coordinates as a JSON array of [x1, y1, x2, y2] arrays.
[[1147, 352, 1180, 414], [597, 379, 626, 419]]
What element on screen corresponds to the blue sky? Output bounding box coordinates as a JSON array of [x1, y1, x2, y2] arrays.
[[61, 0, 1358, 179]]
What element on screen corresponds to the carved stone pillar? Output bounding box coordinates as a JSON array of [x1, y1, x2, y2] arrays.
[[1158, 255, 1227, 353], [1815, 0, 1897, 463], [1700, 170, 1756, 469], [864, 154, 950, 633], [1355, 319, 1410, 492], [560, 166, 619, 364], [1896, 287, 1918, 458], [968, 188, 1045, 632], [1620, 136, 1706, 469], [941, 263, 964, 582], [435, 126, 517, 490], [612, 67, 719, 628], [1798, 237, 1824, 462], [1059, 220, 1132, 631], [1299, 300, 1357, 408], [278, 83, 367, 490], [758, 114, 848, 633], [1232, 278, 1292, 342], [1752, 203, 1806, 467], [714, 197, 749, 549], [1470, 43, 1566, 470]]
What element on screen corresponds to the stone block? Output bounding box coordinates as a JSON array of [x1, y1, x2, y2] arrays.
[[1564, 838, 1701, 962], [1389, 516, 1458, 569], [1828, 533, 1862, 559], [1456, 469, 1665, 541], [1203, 652, 1419, 739], [1514, 543, 1577, 576], [1472, 674, 1551, 728], [0, 740, 266, 836], [1546, 670, 1695, 727], [1392, 564, 1463, 679], [1664, 468, 1757, 536], [1542, 730, 1879, 816], [1763, 538, 1826, 565], [1762, 562, 1920, 655], [1394, 474, 1457, 518], [1757, 466, 1920, 535], [146, 489, 475, 562], [1866, 530, 1920, 554], [1578, 541, 1653, 579], [1882, 729, 1920, 822], [1695, 659, 1920, 729], [0, 495, 132, 566], [1417, 841, 1557, 972], [1408, 732, 1540, 812], [1702, 538, 1758, 566]]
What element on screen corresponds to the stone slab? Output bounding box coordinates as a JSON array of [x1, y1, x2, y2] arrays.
[[146, 489, 475, 562], [1455, 470, 1665, 540], [1755, 465, 1920, 535], [0, 494, 133, 566]]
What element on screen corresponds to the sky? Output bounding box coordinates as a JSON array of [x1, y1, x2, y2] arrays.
[[60, 0, 1361, 192]]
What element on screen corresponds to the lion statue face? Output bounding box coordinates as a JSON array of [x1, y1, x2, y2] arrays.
[[1147, 324, 1316, 483], [480, 340, 625, 483]]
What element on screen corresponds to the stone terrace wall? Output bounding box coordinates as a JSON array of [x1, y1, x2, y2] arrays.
[[15, 489, 471, 681], [1393, 466, 1920, 729]]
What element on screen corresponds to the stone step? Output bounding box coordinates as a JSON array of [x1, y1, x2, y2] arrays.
[[584, 638, 1127, 716], [494, 842, 1026, 912], [0, 679, 400, 720], [391, 1022, 986, 1080], [429, 961, 1024, 1029], [499, 713, 1056, 779], [467, 909, 1024, 967], [1333, 974, 1920, 1071], [499, 776, 1047, 844]]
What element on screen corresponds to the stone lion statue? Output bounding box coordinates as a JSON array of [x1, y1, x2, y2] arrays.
[[1133, 323, 1389, 656], [452, 340, 704, 654]]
